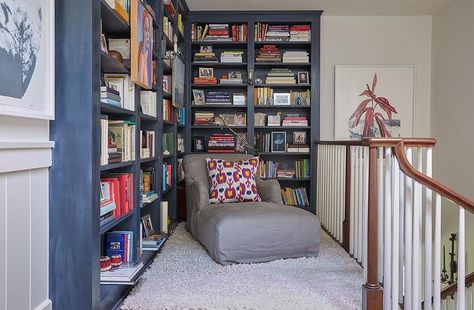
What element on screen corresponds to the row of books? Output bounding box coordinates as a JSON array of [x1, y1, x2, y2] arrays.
[[141, 168, 158, 204], [163, 99, 174, 122], [162, 132, 174, 155], [177, 107, 186, 125], [193, 49, 244, 64], [256, 44, 281, 63], [254, 88, 311, 106], [163, 164, 172, 191], [100, 116, 136, 165], [282, 51, 309, 63], [194, 111, 214, 125], [221, 51, 243, 63], [163, 16, 177, 44], [163, 75, 172, 94], [254, 112, 308, 127], [282, 115, 308, 126], [208, 134, 236, 152], [206, 91, 231, 104], [177, 133, 184, 154], [266, 68, 296, 84], [281, 187, 310, 207], [105, 231, 134, 264], [259, 159, 310, 179], [103, 74, 135, 111], [255, 23, 311, 42], [140, 130, 155, 159], [104, 0, 130, 24], [192, 23, 247, 42], [140, 91, 157, 117], [193, 76, 218, 85], [100, 173, 134, 226]]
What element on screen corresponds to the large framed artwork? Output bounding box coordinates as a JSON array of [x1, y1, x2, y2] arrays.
[[131, 0, 154, 89], [334, 65, 415, 140], [0, 0, 55, 119]]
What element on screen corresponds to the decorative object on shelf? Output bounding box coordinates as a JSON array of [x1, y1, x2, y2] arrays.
[[267, 114, 281, 127], [219, 114, 235, 126], [109, 39, 131, 60], [297, 71, 309, 84], [199, 67, 214, 78], [335, 65, 414, 140], [131, 0, 154, 89], [254, 76, 263, 84], [234, 112, 246, 126], [108, 50, 124, 63], [232, 93, 246, 105], [273, 93, 291, 106], [140, 214, 155, 239], [110, 254, 123, 268], [293, 131, 307, 144], [160, 201, 169, 234], [209, 116, 258, 154], [192, 89, 205, 105], [100, 256, 112, 272], [193, 136, 205, 152], [0, 0, 54, 119], [271, 132, 286, 152]]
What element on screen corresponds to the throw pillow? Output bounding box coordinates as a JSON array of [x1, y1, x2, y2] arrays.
[[237, 157, 262, 202], [206, 158, 241, 204]]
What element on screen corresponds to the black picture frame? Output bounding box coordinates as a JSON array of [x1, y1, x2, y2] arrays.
[[193, 136, 205, 152], [271, 132, 287, 152]]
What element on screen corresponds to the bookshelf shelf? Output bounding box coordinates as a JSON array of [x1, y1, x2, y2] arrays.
[[254, 105, 311, 109], [100, 211, 135, 235], [100, 161, 135, 171], [100, 103, 135, 116], [191, 84, 247, 88], [254, 126, 311, 130], [191, 62, 248, 67], [101, 52, 129, 74], [140, 113, 158, 121], [163, 120, 174, 126], [254, 62, 311, 68], [191, 41, 247, 47], [163, 154, 173, 159], [140, 157, 157, 163], [141, 197, 159, 209], [100, 0, 130, 36], [254, 41, 311, 47], [259, 152, 311, 156], [255, 84, 310, 88], [191, 104, 247, 109], [191, 125, 247, 129]]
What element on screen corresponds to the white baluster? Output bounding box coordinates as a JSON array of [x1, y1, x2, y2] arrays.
[[331, 146, 336, 236], [323, 145, 328, 228], [316, 145, 321, 218], [392, 154, 400, 310], [413, 148, 423, 309], [458, 208, 466, 310], [354, 146, 361, 261], [358, 146, 363, 263], [399, 166, 405, 304], [405, 147, 414, 310], [426, 148, 433, 310], [470, 285, 474, 310], [434, 194, 442, 310], [339, 146, 346, 242], [384, 147, 392, 309], [363, 146, 368, 275], [377, 147, 384, 283], [350, 146, 356, 255]]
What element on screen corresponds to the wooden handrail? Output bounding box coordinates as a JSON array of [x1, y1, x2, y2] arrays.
[[392, 140, 474, 213], [316, 138, 437, 148], [440, 272, 474, 299]]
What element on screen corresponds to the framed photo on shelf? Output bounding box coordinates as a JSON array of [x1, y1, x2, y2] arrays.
[[267, 115, 281, 126], [0, 0, 55, 119], [273, 93, 291, 106], [271, 132, 287, 152], [228, 71, 242, 80], [131, 0, 154, 89], [293, 131, 307, 144], [140, 214, 155, 239], [219, 114, 235, 126], [199, 67, 214, 78], [193, 136, 205, 152], [235, 112, 246, 126], [200, 45, 213, 53], [232, 93, 246, 105], [297, 71, 310, 84], [192, 89, 205, 105]]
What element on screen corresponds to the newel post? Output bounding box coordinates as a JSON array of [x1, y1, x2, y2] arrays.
[[362, 146, 383, 309], [342, 145, 351, 252]]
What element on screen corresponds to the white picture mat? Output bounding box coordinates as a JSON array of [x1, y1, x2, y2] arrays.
[[334, 65, 415, 140], [0, 0, 55, 119]]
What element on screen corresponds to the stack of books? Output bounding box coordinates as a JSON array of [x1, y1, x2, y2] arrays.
[[193, 50, 218, 63], [208, 134, 236, 153], [106, 231, 133, 263], [162, 164, 172, 191], [101, 86, 121, 107], [107, 120, 136, 162], [290, 25, 311, 41], [194, 111, 214, 125], [282, 51, 309, 63], [254, 88, 274, 106], [163, 16, 175, 43], [265, 25, 290, 41], [100, 262, 144, 285], [266, 68, 296, 84], [282, 115, 308, 126], [99, 179, 117, 222], [287, 144, 310, 153], [281, 187, 309, 207], [219, 74, 243, 85], [193, 76, 218, 84], [140, 130, 155, 159], [259, 160, 281, 179], [295, 159, 310, 177], [254, 132, 272, 152], [291, 90, 311, 106], [256, 45, 281, 63], [220, 51, 243, 63], [141, 168, 158, 204], [203, 24, 231, 41], [100, 173, 135, 225], [104, 74, 136, 111], [230, 24, 248, 42], [206, 91, 232, 104], [140, 91, 157, 117], [162, 132, 174, 155], [142, 233, 166, 251]]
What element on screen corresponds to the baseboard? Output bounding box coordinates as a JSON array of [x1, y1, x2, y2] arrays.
[[34, 299, 52, 310]]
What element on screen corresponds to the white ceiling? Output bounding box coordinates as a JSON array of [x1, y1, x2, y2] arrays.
[[186, 0, 453, 15]]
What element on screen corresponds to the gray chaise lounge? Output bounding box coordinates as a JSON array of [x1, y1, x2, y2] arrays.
[[184, 153, 321, 265]]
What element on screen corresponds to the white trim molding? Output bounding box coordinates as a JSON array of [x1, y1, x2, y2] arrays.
[[0, 141, 54, 173]]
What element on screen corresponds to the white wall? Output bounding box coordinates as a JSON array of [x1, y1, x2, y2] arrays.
[[0, 116, 52, 310], [320, 16, 433, 139], [431, 0, 474, 271]]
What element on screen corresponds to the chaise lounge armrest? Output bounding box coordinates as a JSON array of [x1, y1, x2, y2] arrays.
[[186, 178, 209, 212], [256, 178, 283, 204]]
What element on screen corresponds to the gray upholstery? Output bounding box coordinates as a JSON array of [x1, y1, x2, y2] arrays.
[[184, 153, 320, 265]]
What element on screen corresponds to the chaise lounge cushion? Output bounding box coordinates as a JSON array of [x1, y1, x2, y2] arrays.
[[196, 201, 320, 265]]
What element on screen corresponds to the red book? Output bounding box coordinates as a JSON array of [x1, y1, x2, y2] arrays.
[[127, 173, 134, 212], [208, 149, 236, 153], [101, 178, 122, 218], [110, 174, 129, 215]]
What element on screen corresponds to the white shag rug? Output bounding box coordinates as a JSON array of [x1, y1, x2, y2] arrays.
[[122, 223, 363, 310]]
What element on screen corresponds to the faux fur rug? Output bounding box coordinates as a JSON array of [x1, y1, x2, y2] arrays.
[[121, 223, 363, 310]]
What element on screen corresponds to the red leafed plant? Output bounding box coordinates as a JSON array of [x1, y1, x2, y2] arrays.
[[350, 74, 398, 137]]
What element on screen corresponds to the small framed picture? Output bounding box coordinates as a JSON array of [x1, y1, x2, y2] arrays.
[[228, 71, 242, 80], [297, 72, 310, 84], [199, 67, 214, 78], [271, 132, 287, 152], [234, 113, 246, 126], [200, 45, 213, 53], [140, 214, 155, 239], [219, 114, 235, 126], [192, 89, 205, 105], [193, 136, 205, 152], [273, 93, 291, 106], [293, 131, 307, 144], [101, 34, 108, 53], [232, 93, 246, 105], [267, 115, 281, 126]]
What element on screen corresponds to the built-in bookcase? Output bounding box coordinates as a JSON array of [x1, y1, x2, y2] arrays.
[[186, 12, 321, 212], [51, 0, 189, 309]]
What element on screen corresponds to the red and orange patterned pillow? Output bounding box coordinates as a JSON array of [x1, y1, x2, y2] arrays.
[[206, 157, 261, 204]]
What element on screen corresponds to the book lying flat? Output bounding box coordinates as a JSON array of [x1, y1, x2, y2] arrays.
[[100, 262, 144, 283]]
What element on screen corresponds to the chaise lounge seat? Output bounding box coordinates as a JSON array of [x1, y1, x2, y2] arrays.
[[184, 153, 320, 265]]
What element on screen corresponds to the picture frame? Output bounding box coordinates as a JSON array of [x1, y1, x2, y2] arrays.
[[200, 45, 213, 53], [267, 115, 281, 127], [100, 34, 109, 53], [293, 131, 307, 145], [131, 0, 154, 89], [199, 67, 214, 78], [234, 113, 246, 126], [0, 0, 55, 119], [228, 71, 242, 80], [273, 93, 291, 106], [192, 89, 205, 105], [140, 214, 155, 239], [232, 93, 246, 106], [219, 114, 235, 126], [193, 136, 205, 152], [271, 132, 287, 152], [297, 71, 310, 84]]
